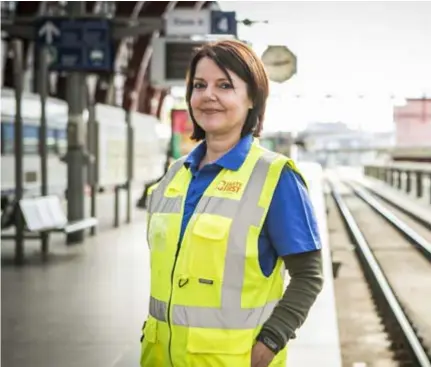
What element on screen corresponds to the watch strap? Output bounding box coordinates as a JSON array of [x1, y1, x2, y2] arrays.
[[256, 331, 283, 354]]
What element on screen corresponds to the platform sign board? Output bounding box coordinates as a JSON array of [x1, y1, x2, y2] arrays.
[[165, 9, 211, 36], [210, 11, 237, 37], [152, 10, 237, 88], [35, 17, 114, 72], [170, 109, 198, 159], [151, 37, 207, 88], [165, 10, 237, 37]]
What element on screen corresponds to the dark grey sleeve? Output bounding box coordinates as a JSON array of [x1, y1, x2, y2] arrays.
[[259, 249, 324, 347]]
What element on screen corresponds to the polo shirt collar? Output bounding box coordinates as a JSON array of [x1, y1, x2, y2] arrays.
[[184, 134, 253, 172]]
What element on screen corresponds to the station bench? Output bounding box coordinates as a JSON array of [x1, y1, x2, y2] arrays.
[[1, 195, 98, 259], [19, 195, 98, 234]]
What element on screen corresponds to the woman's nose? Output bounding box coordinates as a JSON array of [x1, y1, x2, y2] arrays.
[[202, 85, 217, 100]]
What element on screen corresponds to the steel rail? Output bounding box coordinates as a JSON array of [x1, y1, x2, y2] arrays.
[[346, 181, 431, 262], [328, 179, 431, 367]]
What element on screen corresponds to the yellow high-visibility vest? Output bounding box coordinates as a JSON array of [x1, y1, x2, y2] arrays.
[[141, 140, 306, 367]]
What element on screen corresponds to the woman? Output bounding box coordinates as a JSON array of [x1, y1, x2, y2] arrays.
[[141, 39, 324, 367]]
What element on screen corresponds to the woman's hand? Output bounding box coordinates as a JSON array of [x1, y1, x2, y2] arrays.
[[251, 341, 275, 367]]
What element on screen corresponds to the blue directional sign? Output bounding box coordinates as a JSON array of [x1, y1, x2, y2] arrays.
[[35, 17, 114, 72], [210, 11, 237, 37]]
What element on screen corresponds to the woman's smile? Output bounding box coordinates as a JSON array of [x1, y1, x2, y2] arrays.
[[200, 108, 224, 115]]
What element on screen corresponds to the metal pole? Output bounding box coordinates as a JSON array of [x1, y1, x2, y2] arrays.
[[416, 172, 423, 198], [12, 39, 25, 265], [66, 1, 86, 244], [379, 167, 385, 182], [397, 170, 402, 190], [86, 78, 98, 236], [126, 111, 133, 223], [114, 186, 120, 228], [39, 46, 49, 256], [1, 38, 8, 87], [406, 171, 411, 194], [429, 174, 431, 205]]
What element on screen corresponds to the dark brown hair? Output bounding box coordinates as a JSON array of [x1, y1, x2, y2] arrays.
[[185, 39, 269, 141]]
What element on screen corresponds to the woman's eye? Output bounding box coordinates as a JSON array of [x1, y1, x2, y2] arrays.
[[193, 82, 205, 89], [220, 83, 233, 89]]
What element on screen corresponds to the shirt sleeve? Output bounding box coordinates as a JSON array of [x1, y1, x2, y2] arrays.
[[265, 166, 322, 256]]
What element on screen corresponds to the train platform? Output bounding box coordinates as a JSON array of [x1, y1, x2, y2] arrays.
[[288, 162, 342, 367], [1, 163, 342, 367]]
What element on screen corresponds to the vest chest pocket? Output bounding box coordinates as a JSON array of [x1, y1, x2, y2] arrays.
[[186, 214, 231, 281]]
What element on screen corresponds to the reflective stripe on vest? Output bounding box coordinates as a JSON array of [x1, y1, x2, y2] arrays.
[[148, 150, 283, 329], [148, 157, 186, 215]]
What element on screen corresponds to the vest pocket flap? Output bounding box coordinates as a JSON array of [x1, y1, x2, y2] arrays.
[[187, 328, 252, 355], [143, 317, 158, 344], [192, 215, 230, 241]]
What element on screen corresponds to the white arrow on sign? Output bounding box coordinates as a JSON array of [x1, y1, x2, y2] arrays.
[[38, 21, 60, 45]]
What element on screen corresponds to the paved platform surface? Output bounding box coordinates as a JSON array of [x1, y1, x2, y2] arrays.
[[288, 162, 342, 367], [1, 163, 342, 367]]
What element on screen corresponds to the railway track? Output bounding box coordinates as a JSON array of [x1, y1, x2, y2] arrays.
[[327, 177, 431, 366], [346, 181, 431, 262]]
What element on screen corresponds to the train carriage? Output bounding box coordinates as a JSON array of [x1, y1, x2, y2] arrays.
[[1, 87, 171, 211]]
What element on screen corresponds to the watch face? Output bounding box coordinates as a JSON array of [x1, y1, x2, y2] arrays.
[[263, 336, 277, 349], [261, 335, 280, 353]]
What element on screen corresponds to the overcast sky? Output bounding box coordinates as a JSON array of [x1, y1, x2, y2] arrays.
[[220, 1, 431, 132]]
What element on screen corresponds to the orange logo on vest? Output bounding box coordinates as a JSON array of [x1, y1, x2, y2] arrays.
[[216, 180, 243, 193]]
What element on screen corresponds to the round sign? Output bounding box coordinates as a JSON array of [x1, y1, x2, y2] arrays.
[[261, 45, 297, 83]]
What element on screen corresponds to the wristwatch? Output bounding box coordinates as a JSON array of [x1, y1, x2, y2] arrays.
[[256, 332, 283, 355]]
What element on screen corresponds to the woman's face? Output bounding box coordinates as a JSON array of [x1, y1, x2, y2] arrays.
[[190, 57, 253, 137]]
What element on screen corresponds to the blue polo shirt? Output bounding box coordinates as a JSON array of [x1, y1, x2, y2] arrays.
[[180, 134, 321, 277]]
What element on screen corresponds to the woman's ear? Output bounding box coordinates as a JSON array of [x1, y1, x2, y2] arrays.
[[248, 96, 254, 110]]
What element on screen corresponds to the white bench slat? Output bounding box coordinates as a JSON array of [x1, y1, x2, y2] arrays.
[[19, 196, 67, 232], [64, 218, 98, 234], [18, 196, 97, 233]]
